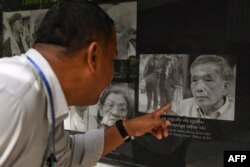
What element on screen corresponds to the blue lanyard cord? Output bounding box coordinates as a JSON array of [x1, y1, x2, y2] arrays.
[[26, 56, 57, 164]]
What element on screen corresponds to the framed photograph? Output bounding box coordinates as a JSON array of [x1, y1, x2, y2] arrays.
[[139, 53, 236, 120], [64, 82, 135, 132], [138, 54, 187, 113], [100, 1, 137, 60], [2, 11, 30, 57]]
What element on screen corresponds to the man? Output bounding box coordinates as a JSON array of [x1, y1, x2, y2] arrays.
[[143, 55, 161, 111], [0, 1, 171, 167], [159, 56, 177, 107], [174, 55, 234, 120], [3, 12, 28, 57]]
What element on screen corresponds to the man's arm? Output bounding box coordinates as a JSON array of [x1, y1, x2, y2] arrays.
[[103, 104, 171, 156]]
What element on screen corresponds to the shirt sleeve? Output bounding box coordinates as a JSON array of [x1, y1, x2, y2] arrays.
[[0, 89, 28, 166], [55, 125, 104, 167], [73, 129, 104, 167]]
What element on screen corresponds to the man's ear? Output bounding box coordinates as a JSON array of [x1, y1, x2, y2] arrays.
[[86, 41, 98, 74], [223, 81, 231, 95]]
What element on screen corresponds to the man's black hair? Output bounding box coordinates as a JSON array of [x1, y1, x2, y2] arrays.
[[35, 0, 114, 53]]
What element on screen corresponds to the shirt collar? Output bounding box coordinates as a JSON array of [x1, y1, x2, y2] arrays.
[[195, 96, 230, 119], [25, 48, 69, 123], [217, 96, 230, 116]]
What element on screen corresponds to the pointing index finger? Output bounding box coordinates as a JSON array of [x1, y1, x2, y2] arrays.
[[155, 103, 172, 117]]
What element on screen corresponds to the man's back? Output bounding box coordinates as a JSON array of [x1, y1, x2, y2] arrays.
[[0, 54, 50, 167]]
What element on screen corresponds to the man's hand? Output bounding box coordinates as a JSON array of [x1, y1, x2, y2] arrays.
[[103, 104, 171, 156], [123, 103, 171, 140]]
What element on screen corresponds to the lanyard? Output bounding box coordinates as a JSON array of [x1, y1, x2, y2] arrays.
[[26, 56, 57, 167]]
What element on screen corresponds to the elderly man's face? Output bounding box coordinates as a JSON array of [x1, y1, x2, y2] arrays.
[[191, 63, 228, 111], [101, 93, 128, 127]]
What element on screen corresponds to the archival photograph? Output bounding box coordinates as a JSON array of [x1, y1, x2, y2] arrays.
[[64, 106, 96, 133], [139, 54, 186, 112], [95, 82, 135, 129], [139, 54, 236, 121], [100, 1, 137, 60], [2, 11, 30, 57], [64, 82, 135, 132]]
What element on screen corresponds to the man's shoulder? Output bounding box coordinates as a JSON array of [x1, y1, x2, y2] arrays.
[[177, 97, 197, 116], [0, 55, 37, 99], [171, 97, 196, 116]]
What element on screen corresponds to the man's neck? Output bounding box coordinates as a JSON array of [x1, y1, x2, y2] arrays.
[[201, 96, 225, 116]]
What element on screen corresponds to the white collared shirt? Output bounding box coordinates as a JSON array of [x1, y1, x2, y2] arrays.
[[174, 96, 235, 121], [0, 48, 104, 167]]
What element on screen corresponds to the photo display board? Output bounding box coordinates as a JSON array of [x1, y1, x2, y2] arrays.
[[1, 0, 250, 167], [134, 0, 250, 166], [138, 53, 236, 140]]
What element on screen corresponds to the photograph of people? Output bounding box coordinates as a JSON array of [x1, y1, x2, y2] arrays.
[[139, 54, 185, 113], [106, 1, 136, 59], [3, 12, 30, 57], [97, 84, 134, 129], [143, 55, 161, 111], [65, 83, 134, 132], [64, 106, 97, 132], [173, 55, 235, 121]]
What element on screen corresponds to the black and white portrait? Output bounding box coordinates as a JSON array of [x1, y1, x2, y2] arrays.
[[95, 83, 135, 129], [64, 106, 97, 133], [64, 83, 135, 132], [139, 54, 236, 121], [172, 54, 236, 121], [3, 11, 30, 57], [139, 54, 186, 113], [102, 1, 137, 60]]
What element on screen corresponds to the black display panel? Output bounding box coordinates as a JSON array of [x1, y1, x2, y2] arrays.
[[1, 0, 250, 167]]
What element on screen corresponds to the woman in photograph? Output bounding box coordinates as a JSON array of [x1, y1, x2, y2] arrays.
[[97, 86, 134, 129]]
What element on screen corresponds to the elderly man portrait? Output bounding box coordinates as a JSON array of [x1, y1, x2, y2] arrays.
[[174, 55, 235, 120]]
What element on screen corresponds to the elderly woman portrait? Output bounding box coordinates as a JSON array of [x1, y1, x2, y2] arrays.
[[97, 86, 134, 129]]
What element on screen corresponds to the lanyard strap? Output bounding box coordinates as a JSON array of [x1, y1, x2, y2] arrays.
[[26, 56, 57, 165]]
